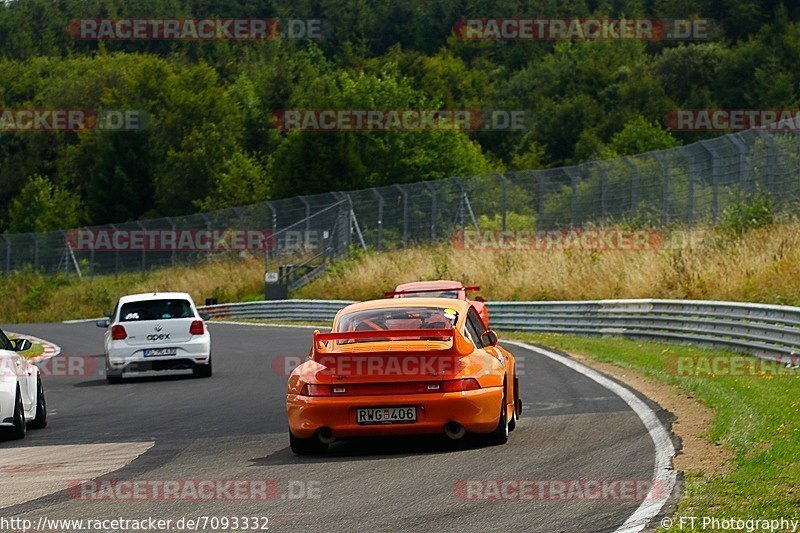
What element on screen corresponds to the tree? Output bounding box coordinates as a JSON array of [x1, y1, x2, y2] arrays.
[[598, 116, 680, 159], [7, 175, 84, 233]]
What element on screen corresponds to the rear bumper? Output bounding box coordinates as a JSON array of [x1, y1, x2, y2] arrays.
[[287, 387, 502, 439], [107, 337, 210, 375]]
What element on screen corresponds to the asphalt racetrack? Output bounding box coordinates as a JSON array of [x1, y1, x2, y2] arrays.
[[0, 322, 672, 532]]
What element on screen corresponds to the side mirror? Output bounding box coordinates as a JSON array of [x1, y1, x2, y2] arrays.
[[200, 313, 212, 321], [480, 330, 498, 347], [96, 318, 111, 328], [11, 338, 32, 352], [474, 296, 486, 303]]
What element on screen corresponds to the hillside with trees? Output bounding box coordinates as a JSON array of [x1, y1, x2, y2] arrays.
[[1, 0, 798, 231]]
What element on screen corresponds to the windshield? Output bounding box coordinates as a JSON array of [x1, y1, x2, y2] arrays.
[[399, 290, 460, 299], [335, 307, 458, 343], [119, 299, 194, 322]]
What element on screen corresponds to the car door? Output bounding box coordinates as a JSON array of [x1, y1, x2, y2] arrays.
[[0, 329, 30, 409]]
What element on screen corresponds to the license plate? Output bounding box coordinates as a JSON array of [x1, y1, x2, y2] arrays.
[[143, 348, 178, 357], [356, 406, 417, 425]]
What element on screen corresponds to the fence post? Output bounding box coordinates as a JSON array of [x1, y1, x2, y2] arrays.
[[536, 171, 545, 218], [370, 188, 384, 250], [729, 133, 750, 191], [166, 217, 176, 266], [424, 182, 437, 240], [394, 184, 408, 247], [622, 157, 638, 219], [699, 140, 719, 222], [563, 167, 579, 227], [678, 147, 696, 229], [62, 231, 69, 276], [137, 221, 146, 272], [1, 235, 9, 274], [754, 130, 776, 195], [595, 162, 608, 219], [110, 224, 120, 273], [499, 173, 507, 232], [654, 151, 670, 227], [298, 195, 311, 234], [200, 214, 212, 263]]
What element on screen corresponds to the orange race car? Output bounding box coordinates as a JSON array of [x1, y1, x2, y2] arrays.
[[386, 280, 490, 326], [286, 298, 521, 455]]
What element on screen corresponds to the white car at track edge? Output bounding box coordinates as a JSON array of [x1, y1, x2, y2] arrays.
[[0, 328, 47, 440], [98, 292, 212, 384]]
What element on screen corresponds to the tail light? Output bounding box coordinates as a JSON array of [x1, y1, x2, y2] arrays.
[[111, 324, 127, 340], [442, 378, 481, 392], [297, 379, 481, 396], [189, 320, 205, 335]]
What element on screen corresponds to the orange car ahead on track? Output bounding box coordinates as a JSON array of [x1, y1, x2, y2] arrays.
[[386, 280, 490, 326], [286, 298, 521, 455]]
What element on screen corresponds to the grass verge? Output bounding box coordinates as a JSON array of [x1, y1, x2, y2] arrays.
[[507, 332, 800, 530]]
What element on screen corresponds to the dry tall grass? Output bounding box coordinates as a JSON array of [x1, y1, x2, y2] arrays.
[[3, 223, 800, 324], [0, 256, 265, 323], [297, 223, 800, 304]]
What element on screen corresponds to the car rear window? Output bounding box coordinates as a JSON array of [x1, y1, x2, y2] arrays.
[[335, 307, 458, 343], [399, 290, 460, 299], [119, 299, 194, 322]]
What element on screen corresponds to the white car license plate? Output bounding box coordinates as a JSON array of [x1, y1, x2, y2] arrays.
[[356, 407, 417, 424], [143, 348, 178, 357]]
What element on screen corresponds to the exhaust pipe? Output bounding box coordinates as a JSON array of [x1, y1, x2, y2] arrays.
[[316, 427, 336, 444], [444, 421, 466, 440]]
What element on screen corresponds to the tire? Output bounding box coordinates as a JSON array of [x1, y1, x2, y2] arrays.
[[193, 358, 213, 378], [5, 386, 26, 440], [486, 383, 509, 446], [289, 430, 328, 455], [508, 374, 519, 432], [29, 377, 47, 429]]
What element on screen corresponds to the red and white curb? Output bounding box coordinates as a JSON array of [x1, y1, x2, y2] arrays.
[[7, 332, 62, 363]]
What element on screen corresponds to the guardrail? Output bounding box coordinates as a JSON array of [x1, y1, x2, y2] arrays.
[[200, 299, 355, 323], [199, 298, 800, 362]]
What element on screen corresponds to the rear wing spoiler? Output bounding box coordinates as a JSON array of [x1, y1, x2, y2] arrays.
[[312, 327, 475, 357], [385, 286, 480, 298]]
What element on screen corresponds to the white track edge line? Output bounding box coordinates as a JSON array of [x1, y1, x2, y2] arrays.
[[503, 340, 677, 533]]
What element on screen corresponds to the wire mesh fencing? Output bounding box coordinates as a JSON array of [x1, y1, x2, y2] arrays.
[[2, 128, 799, 278]]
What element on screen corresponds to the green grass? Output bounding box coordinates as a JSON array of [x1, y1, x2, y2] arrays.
[[507, 332, 800, 530]]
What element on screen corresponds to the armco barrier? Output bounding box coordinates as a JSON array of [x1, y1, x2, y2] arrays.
[[199, 299, 355, 323], [199, 298, 800, 362]]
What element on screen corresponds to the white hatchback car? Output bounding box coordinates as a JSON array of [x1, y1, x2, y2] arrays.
[[99, 292, 212, 383]]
